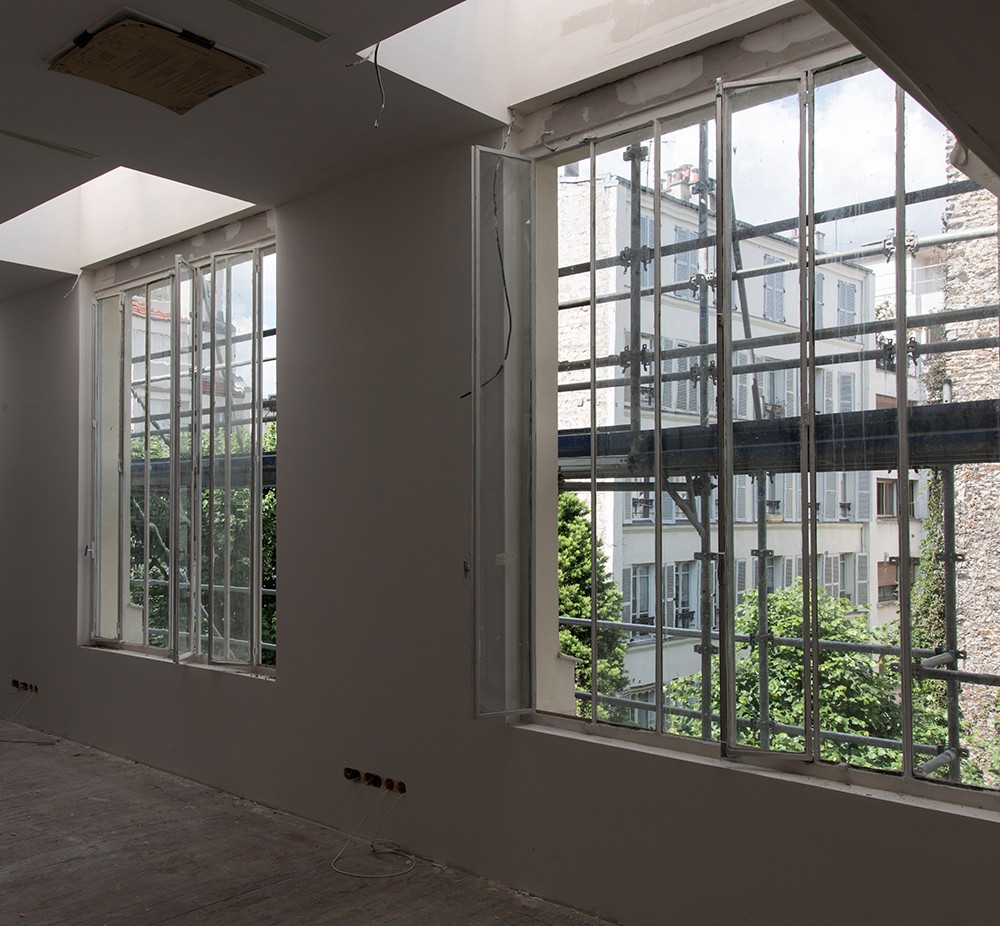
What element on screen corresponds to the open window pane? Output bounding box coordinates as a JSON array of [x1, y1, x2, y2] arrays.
[[473, 146, 534, 715]]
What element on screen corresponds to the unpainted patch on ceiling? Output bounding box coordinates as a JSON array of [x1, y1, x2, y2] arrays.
[[49, 19, 263, 115]]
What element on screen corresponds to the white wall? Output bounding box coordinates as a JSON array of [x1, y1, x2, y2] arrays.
[[3, 135, 1000, 926]]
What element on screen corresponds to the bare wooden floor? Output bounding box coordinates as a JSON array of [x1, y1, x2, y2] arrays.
[[1, 724, 613, 926]]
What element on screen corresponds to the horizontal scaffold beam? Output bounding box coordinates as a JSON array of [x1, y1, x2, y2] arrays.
[[557, 400, 1000, 479], [132, 452, 276, 494]]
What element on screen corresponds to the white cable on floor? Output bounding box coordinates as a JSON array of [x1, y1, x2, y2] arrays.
[[331, 789, 415, 879]]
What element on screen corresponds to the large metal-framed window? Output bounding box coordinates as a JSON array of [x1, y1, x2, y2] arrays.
[[544, 54, 1000, 794], [92, 243, 277, 670]]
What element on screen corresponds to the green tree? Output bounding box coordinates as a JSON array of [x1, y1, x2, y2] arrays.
[[557, 493, 629, 719], [662, 580, 983, 775]]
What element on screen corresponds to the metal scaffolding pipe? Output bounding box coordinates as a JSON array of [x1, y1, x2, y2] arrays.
[[557, 178, 980, 279], [915, 748, 959, 777], [558, 303, 1000, 373], [575, 690, 939, 755]]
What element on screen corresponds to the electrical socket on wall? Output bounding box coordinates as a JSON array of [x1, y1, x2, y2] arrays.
[[344, 766, 406, 793]]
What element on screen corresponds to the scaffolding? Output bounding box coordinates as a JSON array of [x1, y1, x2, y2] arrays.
[[554, 78, 1000, 784]]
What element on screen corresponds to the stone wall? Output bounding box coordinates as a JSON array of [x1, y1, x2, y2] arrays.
[[942, 157, 1000, 765]]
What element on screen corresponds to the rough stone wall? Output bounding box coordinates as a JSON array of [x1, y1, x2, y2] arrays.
[[942, 156, 1000, 759]]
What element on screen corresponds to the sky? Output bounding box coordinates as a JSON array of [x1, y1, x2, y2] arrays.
[[569, 66, 953, 253]]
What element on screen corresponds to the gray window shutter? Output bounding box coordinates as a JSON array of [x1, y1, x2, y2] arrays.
[[621, 566, 632, 623], [675, 226, 697, 300], [640, 215, 655, 290], [763, 254, 785, 322], [661, 490, 675, 524], [856, 472, 872, 521], [784, 471, 797, 522], [856, 552, 869, 606], [796, 555, 804, 582], [736, 559, 748, 595], [783, 557, 794, 588], [785, 367, 798, 417], [815, 271, 825, 328], [734, 351, 749, 419], [823, 471, 838, 522], [838, 371, 855, 413], [664, 563, 676, 627], [660, 337, 674, 409], [735, 474, 747, 521], [623, 328, 631, 408], [838, 280, 857, 339], [675, 345, 695, 413]]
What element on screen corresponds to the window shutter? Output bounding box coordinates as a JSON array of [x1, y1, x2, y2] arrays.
[[824, 370, 834, 415], [823, 471, 838, 522], [735, 351, 749, 419], [822, 554, 833, 596], [815, 271, 825, 328], [675, 345, 695, 413], [842, 472, 855, 520], [763, 254, 784, 322], [623, 328, 631, 408], [796, 555, 804, 582], [784, 471, 797, 522], [736, 559, 748, 595], [664, 563, 676, 627], [675, 227, 697, 300], [856, 552, 869, 606], [856, 472, 872, 521], [783, 557, 794, 588], [640, 215, 655, 290], [661, 490, 675, 524], [735, 474, 747, 521], [621, 566, 632, 623], [838, 372, 855, 413], [833, 555, 841, 599], [838, 280, 857, 339], [661, 337, 674, 409], [785, 367, 798, 417]]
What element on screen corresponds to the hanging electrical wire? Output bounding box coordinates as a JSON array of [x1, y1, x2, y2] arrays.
[[462, 116, 516, 400], [346, 42, 386, 128]]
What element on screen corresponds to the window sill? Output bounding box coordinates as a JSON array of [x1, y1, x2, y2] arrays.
[[515, 712, 1000, 817], [84, 642, 276, 679]]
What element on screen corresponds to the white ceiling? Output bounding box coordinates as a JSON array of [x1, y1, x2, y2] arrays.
[[0, 1, 493, 230]]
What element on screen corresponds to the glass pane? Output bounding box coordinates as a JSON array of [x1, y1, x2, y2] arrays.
[[144, 279, 172, 650], [206, 254, 255, 664], [723, 79, 808, 754], [261, 248, 277, 667], [95, 295, 122, 640], [474, 147, 533, 715], [174, 262, 198, 658], [906, 92, 1000, 788], [811, 63, 903, 772]]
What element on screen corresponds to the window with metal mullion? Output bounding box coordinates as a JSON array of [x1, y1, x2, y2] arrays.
[[171, 258, 200, 662], [206, 249, 268, 666], [717, 72, 811, 759]]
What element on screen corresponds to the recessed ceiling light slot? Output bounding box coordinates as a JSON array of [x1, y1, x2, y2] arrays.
[[225, 0, 328, 43], [0, 128, 97, 160]]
